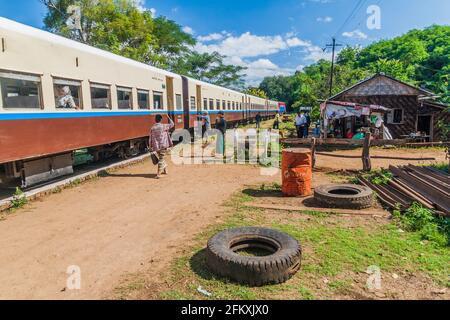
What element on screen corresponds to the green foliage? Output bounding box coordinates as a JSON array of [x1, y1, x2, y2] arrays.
[[11, 187, 27, 210], [363, 169, 393, 185], [42, 0, 246, 89], [245, 87, 268, 99], [260, 25, 450, 110], [394, 203, 450, 247]]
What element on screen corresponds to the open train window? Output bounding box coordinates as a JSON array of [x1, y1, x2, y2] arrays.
[[222, 100, 226, 109], [209, 99, 214, 110], [190, 96, 196, 110], [117, 87, 132, 109], [175, 94, 182, 111], [203, 98, 207, 110], [216, 99, 221, 110], [0, 71, 42, 109], [90, 83, 111, 109], [53, 78, 81, 110], [138, 90, 149, 109], [227, 101, 231, 110], [153, 91, 163, 110]]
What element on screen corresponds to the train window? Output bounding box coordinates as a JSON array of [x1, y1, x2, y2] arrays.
[[90, 83, 111, 109], [53, 78, 82, 110], [153, 91, 164, 110], [0, 71, 42, 109], [216, 99, 221, 110], [138, 90, 149, 109], [175, 94, 182, 111], [227, 101, 231, 110], [222, 100, 226, 109], [232, 102, 235, 110], [190, 96, 196, 110], [203, 98, 207, 110], [117, 87, 132, 109], [209, 99, 214, 110]]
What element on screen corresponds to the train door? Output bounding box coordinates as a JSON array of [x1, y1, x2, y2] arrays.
[[166, 76, 175, 121], [181, 76, 190, 130], [196, 85, 202, 112]]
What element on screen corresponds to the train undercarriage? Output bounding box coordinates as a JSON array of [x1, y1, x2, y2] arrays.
[[0, 138, 148, 188]]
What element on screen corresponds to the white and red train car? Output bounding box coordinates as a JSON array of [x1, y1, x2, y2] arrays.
[[0, 17, 283, 186]]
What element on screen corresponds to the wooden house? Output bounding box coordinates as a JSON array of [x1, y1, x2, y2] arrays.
[[329, 74, 449, 141]]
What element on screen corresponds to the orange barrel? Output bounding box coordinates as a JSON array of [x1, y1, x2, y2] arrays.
[[282, 148, 313, 197]]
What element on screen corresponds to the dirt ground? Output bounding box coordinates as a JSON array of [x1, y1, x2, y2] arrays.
[[0, 147, 446, 300], [0, 161, 279, 300]]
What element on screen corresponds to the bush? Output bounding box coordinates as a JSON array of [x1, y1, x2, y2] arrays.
[[394, 203, 450, 247]]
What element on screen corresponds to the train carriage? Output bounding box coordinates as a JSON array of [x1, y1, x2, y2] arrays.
[[0, 17, 284, 187]]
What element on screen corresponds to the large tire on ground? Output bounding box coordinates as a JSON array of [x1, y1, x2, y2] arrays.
[[314, 184, 374, 209], [206, 227, 302, 286]]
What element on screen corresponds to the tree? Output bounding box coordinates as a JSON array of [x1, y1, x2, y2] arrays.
[[172, 51, 246, 90], [42, 0, 159, 64], [41, 0, 247, 89], [245, 87, 268, 99]]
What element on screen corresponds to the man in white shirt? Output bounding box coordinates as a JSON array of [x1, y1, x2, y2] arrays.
[[295, 112, 307, 138]]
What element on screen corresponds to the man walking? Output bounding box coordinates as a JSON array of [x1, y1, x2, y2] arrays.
[[295, 112, 307, 138], [255, 112, 262, 129], [149, 114, 175, 179], [215, 111, 227, 156], [273, 112, 281, 130], [304, 112, 311, 138]]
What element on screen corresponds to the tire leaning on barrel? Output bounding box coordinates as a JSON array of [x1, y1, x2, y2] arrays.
[[205, 227, 302, 286]]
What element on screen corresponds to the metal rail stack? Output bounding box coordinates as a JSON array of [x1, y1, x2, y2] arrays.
[[360, 165, 450, 216]]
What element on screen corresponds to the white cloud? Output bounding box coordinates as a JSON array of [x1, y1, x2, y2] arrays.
[[197, 33, 224, 42], [182, 26, 195, 35], [149, 7, 156, 16], [342, 29, 368, 39], [316, 16, 333, 23], [195, 32, 311, 59], [194, 31, 333, 85]]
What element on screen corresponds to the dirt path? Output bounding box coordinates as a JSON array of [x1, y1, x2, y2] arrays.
[[0, 161, 279, 300]]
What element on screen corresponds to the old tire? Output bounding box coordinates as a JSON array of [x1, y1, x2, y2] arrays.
[[206, 227, 302, 286], [314, 184, 373, 209]]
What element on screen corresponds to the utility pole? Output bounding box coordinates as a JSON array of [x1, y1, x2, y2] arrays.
[[325, 38, 343, 97]]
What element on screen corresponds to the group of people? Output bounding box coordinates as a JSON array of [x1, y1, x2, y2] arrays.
[[149, 112, 227, 179], [295, 111, 311, 138]]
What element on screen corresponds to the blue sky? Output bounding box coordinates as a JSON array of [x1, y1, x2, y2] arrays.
[[1, 0, 449, 85]]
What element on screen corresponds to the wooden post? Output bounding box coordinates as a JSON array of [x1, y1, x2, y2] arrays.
[[362, 132, 372, 171], [311, 137, 317, 169]]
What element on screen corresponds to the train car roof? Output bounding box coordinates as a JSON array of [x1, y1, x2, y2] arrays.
[[0, 17, 285, 104], [0, 16, 182, 79]]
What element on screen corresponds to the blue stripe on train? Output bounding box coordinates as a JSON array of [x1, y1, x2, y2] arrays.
[[0, 109, 278, 121]]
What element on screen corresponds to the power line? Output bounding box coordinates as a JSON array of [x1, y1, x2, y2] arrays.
[[334, 0, 369, 39]]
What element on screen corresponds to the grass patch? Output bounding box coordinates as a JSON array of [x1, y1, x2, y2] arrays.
[[147, 184, 449, 300]]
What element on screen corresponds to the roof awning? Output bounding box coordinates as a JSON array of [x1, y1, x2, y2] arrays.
[[320, 100, 391, 120]]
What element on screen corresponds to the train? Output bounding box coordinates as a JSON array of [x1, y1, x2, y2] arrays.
[[0, 17, 284, 187]]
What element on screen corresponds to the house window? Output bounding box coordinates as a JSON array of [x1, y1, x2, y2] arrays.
[[153, 91, 164, 110], [209, 99, 214, 110], [190, 96, 196, 110], [0, 71, 42, 109], [117, 87, 132, 109], [90, 83, 111, 109], [175, 94, 183, 111], [138, 90, 149, 109], [53, 78, 82, 110], [387, 108, 404, 124]]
